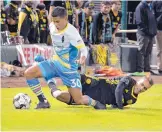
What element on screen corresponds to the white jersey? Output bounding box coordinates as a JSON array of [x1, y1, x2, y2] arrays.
[[49, 22, 87, 70]]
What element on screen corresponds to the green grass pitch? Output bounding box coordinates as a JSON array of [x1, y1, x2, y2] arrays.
[[1, 84, 162, 131]]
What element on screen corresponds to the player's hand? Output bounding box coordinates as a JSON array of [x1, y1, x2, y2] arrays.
[[76, 56, 86, 65]]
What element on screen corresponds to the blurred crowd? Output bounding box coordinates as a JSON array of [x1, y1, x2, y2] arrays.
[[0, 0, 122, 45]]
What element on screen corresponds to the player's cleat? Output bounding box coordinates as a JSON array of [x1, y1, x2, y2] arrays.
[[94, 101, 106, 110], [35, 101, 50, 109]]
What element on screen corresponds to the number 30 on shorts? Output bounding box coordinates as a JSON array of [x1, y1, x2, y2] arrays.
[[70, 79, 81, 88]]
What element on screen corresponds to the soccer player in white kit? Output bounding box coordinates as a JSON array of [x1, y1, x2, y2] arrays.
[[24, 6, 106, 109]]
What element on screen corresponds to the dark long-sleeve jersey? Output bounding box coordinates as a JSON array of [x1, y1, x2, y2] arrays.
[[81, 74, 138, 109]]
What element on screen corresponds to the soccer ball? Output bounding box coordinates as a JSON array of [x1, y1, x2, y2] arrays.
[[13, 93, 31, 109]]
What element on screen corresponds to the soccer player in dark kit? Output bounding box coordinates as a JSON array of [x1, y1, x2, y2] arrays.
[[49, 74, 154, 109]]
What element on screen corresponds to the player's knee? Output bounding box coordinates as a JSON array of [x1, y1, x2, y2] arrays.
[[24, 68, 37, 79], [24, 65, 41, 79], [24, 69, 30, 78]]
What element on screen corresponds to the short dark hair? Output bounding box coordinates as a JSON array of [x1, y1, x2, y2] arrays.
[[52, 6, 67, 18], [111, 0, 121, 5], [101, 1, 111, 6]]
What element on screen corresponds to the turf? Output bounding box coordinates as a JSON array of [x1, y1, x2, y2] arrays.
[[1, 85, 162, 131]]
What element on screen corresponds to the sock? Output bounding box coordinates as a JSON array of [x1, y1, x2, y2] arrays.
[[47, 79, 59, 91], [47, 79, 61, 97], [26, 78, 46, 102], [88, 96, 96, 106]]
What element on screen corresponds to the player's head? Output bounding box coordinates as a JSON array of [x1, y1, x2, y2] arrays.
[[76, 0, 84, 8], [37, 3, 46, 10], [101, 1, 111, 15], [24, 0, 34, 8], [84, 2, 94, 16], [11, 0, 21, 6], [51, 6, 68, 31], [136, 75, 154, 94], [111, 0, 121, 11]]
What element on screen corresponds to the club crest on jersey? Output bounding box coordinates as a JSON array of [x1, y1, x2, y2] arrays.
[[77, 40, 82, 43], [62, 36, 64, 43]]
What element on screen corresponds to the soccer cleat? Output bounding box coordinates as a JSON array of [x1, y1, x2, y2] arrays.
[[35, 101, 50, 109], [94, 101, 106, 110]]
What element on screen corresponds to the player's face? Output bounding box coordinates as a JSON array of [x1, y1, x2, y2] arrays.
[[77, 0, 83, 8], [85, 8, 94, 16], [101, 4, 111, 15], [52, 16, 68, 31], [112, 1, 121, 11], [137, 78, 152, 93]]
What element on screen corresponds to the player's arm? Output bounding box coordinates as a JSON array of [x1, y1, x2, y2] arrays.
[[48, 1, 57, 24], [115, 76, 129, 109], [69, 28, 88, 65], [79, 46, 88, 65], [48, 21, 57, 36]]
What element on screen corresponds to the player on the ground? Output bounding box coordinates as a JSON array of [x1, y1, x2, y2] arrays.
[[51, 74, 154, 109], [24, 6, 106, 109]]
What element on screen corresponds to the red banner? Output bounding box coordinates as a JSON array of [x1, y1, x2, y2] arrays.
[[16, 45, 54, 66]]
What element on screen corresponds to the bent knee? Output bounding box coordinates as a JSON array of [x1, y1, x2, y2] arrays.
[[24, 69, 36, 79], [24, 66, 41, 79], [24, 69, 30, 78]]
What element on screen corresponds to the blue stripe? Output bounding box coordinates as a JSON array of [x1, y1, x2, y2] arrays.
[[26, 78, 40, 87]]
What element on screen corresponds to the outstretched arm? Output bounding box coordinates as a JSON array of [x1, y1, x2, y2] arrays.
[[115, 77, 129, 109]]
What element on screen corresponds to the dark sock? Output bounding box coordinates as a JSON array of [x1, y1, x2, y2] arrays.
[[38, 94, 46, 102], [48, 80, 59, 92]]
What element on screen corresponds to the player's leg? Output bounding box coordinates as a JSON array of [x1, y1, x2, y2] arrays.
[[34, 55, 70, 104], [63, 71, 106, 109], [47, 77, 101, 107], [47, 79, 71, 104], [48, 72, 106, 109], [34, 54, 69, 103], [34, 54, 67, 103], [24, 63, 50, 109], [68, 88, 106, 109]]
